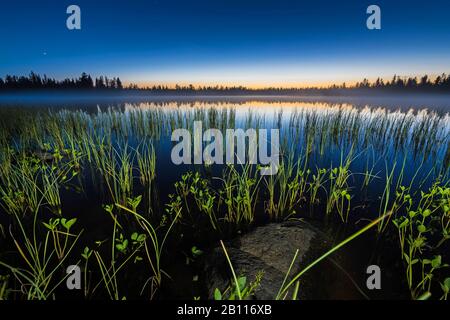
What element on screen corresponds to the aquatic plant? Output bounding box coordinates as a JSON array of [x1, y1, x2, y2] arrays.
[[100, 144, 134, 206], [215, 240, 263, 300], [173, 171, 220, 231], [220, 164, 262, 226], [0, 207, 83, 299], [0, 275, 10, 300], [325, 148, 355, 222], [42, 217, 78, 260], [0, 102, 449, 300], [264, 153, 308, 221], [308, 167, 327, 206], [393, 182, 450, 299], [114, 198, 181, 298], [136, 142, 156, 187]]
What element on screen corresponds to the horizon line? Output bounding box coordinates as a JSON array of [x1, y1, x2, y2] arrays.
[[2, 71, 450, 90]]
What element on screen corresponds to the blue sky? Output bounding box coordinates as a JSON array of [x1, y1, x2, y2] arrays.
[[1, 0, 450, 87]]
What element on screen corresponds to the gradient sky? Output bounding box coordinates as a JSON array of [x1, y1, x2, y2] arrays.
[[1, 0, 450, 87]]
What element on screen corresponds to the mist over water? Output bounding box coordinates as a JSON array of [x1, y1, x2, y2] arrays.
[[1, 93, 450, 113]]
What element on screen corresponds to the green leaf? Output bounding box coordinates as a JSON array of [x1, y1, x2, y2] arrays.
[[403, 253, 410, 263], [422, 209, 431, 217], [237, 276, 247, 291], [66, 218, 77, 229], [82, 246, 92, 259], [191, 246, 203, 257], [442, 278, 450, 292], [42, 222, 53, 230], [413, 237, 425, 248], [439, 278, 450, 294], [432, 256, 442, 268], [116, 239, 128, 253], [417, 292, 431, 300], [399, 218, 409, 229], [63, 218, 77, 230], [214, 288, 222, 300], [417, 224, 426, 233]]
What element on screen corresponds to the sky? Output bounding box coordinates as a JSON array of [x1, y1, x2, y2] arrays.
[[1, 0, 450, 88]]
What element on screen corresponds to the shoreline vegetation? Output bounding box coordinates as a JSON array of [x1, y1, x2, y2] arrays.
[[0, 104, 449, 300], [2, 72, 450, 96]]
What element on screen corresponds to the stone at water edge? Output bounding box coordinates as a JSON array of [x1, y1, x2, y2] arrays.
[[33, 151, 54, 161], [202, 221, 363, 300]]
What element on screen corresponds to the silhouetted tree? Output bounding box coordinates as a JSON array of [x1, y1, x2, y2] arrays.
[[2, 72, 450, 94], [116, 78, 123, 89]]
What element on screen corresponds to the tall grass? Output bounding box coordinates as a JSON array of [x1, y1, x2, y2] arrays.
[[326, 148, 355, 222], [0, 204, 82, 299], [0, 103, 449, 300]]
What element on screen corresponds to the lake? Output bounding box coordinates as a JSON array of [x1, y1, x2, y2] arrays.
[[0, 95, 449, 300]]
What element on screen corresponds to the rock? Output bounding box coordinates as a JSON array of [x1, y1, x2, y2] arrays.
[[202, 221, 362, 300], [33, 151, 54, 161]]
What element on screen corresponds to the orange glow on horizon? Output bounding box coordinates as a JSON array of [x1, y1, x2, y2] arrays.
[[122, 73, 445, 90], [123, 80, 360, 89]]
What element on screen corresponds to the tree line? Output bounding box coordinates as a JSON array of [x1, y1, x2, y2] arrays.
[[354, 74, 450, 91], [0, 72, 123, 90], [1, 72, 450, 93]]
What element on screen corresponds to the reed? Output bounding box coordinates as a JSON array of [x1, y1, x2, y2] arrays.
[[100, 144, 134, 206], [326, 148, 355, 222], [136, 142, 156, 187], [393, 181, 450, 299], [174, 171, 220, 231], [0, 205, 83, 299], [116, 201, 181, 298], [221, 163, 263, 226], [264, 152, 308, 221], [0, 103, 449, 300]]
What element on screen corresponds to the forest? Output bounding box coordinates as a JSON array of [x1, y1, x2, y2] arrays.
[[2, 72, 450, 94]]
